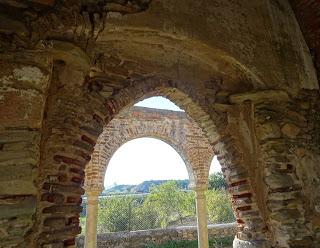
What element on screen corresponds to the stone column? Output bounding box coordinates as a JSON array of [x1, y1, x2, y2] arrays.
[[85, 189, 103, 248], [195, 187, 209, 248]]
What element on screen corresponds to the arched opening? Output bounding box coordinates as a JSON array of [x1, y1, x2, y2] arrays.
[[98, 137, 192, 233], [82, 94, 232, 248], [4, 3, 317, 246], [79, 81, 262, 248], [105, 137, 189, 187]]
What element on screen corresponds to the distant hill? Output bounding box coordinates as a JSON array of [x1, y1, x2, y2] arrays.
[[103, 179, 189, 195], [104, 184, 135, 194]]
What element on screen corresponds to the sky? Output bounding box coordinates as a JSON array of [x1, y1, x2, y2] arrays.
[[104, 97, 221, 188], [135, 96, 184, 111]]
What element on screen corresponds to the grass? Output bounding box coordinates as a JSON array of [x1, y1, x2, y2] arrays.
[[144, 237, 234, 248]]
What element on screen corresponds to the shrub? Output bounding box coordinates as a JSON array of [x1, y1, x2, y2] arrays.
[[206, 189, 235, 223]]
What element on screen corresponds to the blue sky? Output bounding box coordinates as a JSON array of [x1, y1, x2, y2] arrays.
[[104, 97, 221, 187], [135, 96, 184, 111]]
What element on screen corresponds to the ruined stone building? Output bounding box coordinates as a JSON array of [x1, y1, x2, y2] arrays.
[[84, 106, 214, 248], [0, 0, 320, 248]]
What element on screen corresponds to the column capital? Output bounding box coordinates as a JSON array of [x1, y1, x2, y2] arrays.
[[85, 187, 104, 197]]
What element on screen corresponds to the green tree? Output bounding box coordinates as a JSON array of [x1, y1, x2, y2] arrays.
[[144, 181, 195, 227], [94, 181, 235, 234], [132, 202, 159, 230], [208, 172, 227, 190], [206, 189, 235, 223], [97, 196, 135, 233]]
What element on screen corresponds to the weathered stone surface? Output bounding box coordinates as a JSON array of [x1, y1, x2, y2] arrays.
[[0, 164, 36, 195], [255, 92, 320, 247], [38, 41, 91, 72], [281, 123, 301, 139], [0, 196, 36, 219], [0, 62, 50, 129], [233, 237, 270, 248], [229, 90, 289, 104], [76, 223, 236, 248], [256, 122, 281, 141], [0, 0, 319, 247], [0, 14, 28, 35], [0, 90, 45, 128], [264, 173, 295, 190]]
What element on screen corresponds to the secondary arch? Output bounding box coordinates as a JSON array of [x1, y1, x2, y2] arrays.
[[85, 106, 214, 191]]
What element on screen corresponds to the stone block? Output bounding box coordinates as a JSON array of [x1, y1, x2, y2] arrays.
[[229, 90, 289, 104], [0, 196, 36, 219], [281, 123, 301, 139], [0, 163, 37, 195], [0, 90, 45, 129], [44, 217, 66, 229], [265, 173, 295, 189], [0, 130, 40, 144], [270, 209, 301, 223], [256, 122, 281, 140], [0, 150, 38, 166], [233, 237, 270, 248]]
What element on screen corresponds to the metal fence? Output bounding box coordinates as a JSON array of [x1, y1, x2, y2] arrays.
[[80, 189, 235, 234], [96, 194, 196, 233], [80, 193, 197, 233]]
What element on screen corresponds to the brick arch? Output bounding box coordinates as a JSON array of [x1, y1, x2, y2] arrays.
[[85, 106, 215, 191], [21, 52, 266, 247], [102, 77, 222, 143], [91, 78, 270, 246], [28, 55, 271, 247]]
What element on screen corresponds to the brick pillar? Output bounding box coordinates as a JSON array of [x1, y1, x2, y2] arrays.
[[195, 187, 209, 248], [213, 135, 269, 248], [34, 62, 106, 247], [85, 188, 103, 248]]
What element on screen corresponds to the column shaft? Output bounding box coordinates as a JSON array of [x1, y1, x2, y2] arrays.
[[85, 191, 101, 248], [196, 189, 209, 248]]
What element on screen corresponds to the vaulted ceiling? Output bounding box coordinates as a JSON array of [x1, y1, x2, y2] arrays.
[[1, 0, 319, 84], [290, 0, 320, 80]]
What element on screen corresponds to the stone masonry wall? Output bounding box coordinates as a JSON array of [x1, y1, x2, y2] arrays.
[[76, 223, 236, 248], [255, 90, 320, 247], [0, 53, 51, 248]]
